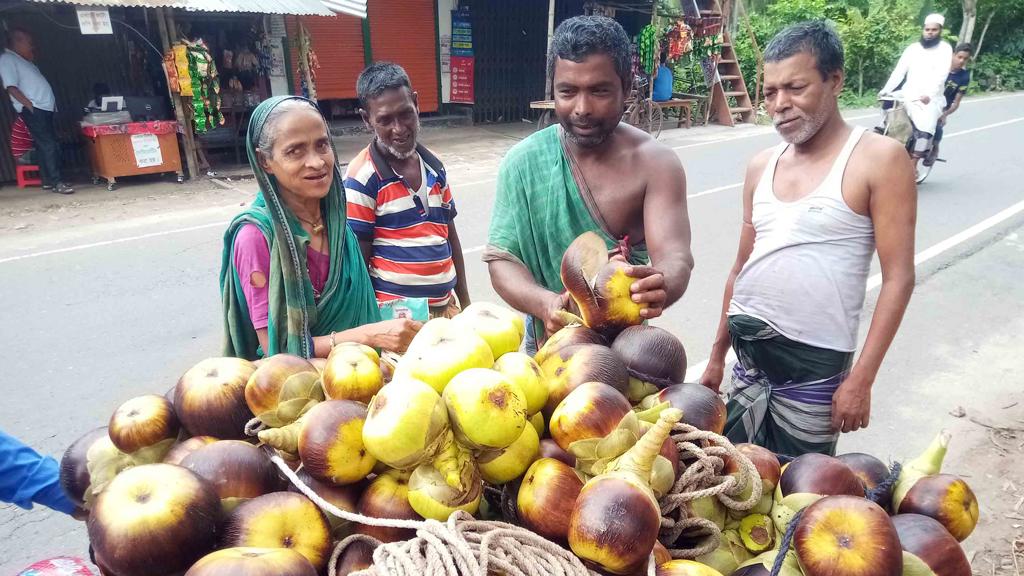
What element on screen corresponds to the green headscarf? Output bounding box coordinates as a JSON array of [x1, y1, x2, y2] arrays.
[[220, 96, 380, 360]]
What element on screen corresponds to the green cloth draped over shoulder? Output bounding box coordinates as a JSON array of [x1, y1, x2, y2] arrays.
[[220, 96, 380, 360], [484, 125, 648, 340]]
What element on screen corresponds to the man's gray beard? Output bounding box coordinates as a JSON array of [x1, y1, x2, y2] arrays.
[[377, 137, 418, 159], [375, 118, 421, 160], [775, 107, 831, 145]]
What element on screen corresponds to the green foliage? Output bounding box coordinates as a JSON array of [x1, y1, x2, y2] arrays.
[[932, 0, 1024, 59], [731, 0, 979, 107], [837, 90, 879, 109], [837, 0, 921, 96], [970, 53, 1024, 92], [708, 0, 1024, 105]]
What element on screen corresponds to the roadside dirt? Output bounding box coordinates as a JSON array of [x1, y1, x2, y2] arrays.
[[956, 394, 1024, 575]]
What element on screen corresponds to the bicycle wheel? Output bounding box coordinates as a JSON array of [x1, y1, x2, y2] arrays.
[[624, 102, 641, 128], [536, 110, 553, 130], [627, 100, 664, 137], [649, 104, 664, 138], [915, 164, 932, 184], [639, 100, 655, 134]]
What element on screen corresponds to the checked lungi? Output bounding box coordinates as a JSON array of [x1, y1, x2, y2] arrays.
[[723, 315, 854, 457]]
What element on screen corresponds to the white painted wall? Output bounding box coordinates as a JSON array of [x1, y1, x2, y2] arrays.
[[267, 15, 291, 96], [438, 0, 456, 103]]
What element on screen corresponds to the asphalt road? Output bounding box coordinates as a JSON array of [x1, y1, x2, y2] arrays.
[[1, 93, 1022, 571]]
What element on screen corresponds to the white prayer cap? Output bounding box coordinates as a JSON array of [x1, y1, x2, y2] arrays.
[[924, 13, 945, 27]]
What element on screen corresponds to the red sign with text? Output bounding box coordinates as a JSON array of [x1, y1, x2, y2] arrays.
[[450, 55, 475, 104]]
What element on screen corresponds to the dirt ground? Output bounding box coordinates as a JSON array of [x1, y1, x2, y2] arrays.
[[954, 392, 1024, 575]]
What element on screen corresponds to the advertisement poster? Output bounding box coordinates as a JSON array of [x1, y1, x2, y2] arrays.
[[131, 134, 163, 168], [76, 7, 113, 35], [450, 9, 474, 104]]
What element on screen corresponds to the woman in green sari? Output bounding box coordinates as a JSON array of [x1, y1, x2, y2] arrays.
[[221, 96, 420, 360]]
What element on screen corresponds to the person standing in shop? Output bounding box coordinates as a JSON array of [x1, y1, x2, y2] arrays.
[[0, 27, 72, 194]]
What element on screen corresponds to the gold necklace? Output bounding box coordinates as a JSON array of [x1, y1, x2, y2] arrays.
[[296, 214, 324, 234]]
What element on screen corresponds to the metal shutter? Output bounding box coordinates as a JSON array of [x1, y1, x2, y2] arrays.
[[289, 14, 366, 99], [367, 0, 440, 113]]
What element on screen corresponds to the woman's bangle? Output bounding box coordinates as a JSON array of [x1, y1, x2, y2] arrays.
[[329, 331, 337, 349]]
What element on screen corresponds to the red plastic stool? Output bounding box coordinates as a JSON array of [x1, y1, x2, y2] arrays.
[[16, 164, 42, 188]]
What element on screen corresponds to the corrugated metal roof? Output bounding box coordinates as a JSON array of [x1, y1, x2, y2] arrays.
[[26, 0, 338, 16], [321, 0, 366, 19]]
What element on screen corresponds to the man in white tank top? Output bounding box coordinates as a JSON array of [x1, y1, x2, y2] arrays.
[[699, 21, 917, 456]]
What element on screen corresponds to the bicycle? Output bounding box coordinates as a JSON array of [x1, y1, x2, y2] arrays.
[[878, 91, 943, 184], [533, 79, 665, 137], [623, 95, 664, 137], [622, 79, 664, 137]]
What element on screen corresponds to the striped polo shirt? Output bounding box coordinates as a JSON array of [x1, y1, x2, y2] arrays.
[[344, 143, 457, 306]]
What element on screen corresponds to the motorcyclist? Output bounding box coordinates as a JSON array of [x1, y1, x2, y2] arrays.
[[877, 14, 953, 163]]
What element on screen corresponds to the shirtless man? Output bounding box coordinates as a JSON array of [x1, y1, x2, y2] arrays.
[[484, 15, 694, 352], [699, 21, 916, 456]]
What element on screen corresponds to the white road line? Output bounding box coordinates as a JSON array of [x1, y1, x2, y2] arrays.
[[0, 222, 226, 265], [689, 182, 743, 199], [866, 197, 1024, 291], [958, 92, 1024, 105], [941, 116, 1024, 138]]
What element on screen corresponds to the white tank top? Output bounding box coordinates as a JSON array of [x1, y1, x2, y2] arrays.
[[728, 126, 875, 352]]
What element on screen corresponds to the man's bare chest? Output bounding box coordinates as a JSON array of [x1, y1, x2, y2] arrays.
[[576, 161, 645, 239]]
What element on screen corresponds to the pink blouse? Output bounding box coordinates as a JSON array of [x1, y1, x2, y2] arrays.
[[233, 223, 331, 330]]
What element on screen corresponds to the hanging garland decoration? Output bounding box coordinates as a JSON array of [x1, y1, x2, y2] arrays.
[[638, 24, 658, 76], [297, 23, 320, 100], [665, 20, 693, 61], [177, 39, 224, 134], [171, 44, 192, 97], [163, 49, 181, 95]]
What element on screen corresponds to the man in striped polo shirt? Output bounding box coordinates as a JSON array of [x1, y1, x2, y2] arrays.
[[345, 63, 470, 317]]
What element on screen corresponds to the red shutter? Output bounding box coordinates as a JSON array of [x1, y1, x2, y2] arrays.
[[368, 0, 440, 113], [289, 15, 366, 99]]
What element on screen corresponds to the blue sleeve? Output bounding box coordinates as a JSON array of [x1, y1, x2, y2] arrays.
[[0, 430, 77, 515]]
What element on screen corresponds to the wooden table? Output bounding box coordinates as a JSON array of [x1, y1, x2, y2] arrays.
[[530, 97, 700, 130], [529, 100, 556, 130], [81, 121, 183, 190], [652, 98, 698, 129]]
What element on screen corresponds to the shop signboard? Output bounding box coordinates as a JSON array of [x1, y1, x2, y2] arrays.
[[450, 9, 474, 104], [77, 7, 113, 35]]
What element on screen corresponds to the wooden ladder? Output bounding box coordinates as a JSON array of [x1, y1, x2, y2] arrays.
[[707, 14, 755, 125]]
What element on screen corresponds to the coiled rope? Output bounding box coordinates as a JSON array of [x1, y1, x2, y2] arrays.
[[260, 422, 762, 575], [265, 447, 599, 576], [659, 423, 763, 559]]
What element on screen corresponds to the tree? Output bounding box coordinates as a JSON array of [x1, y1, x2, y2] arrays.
[[958, 0, 977, 44], [973, 8, 995, 56], [838, 0, 921, 96], [936, 0, 1024, 57]]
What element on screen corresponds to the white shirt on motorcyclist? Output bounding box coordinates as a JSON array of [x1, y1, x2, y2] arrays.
[[880, 40, 952, 135]]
